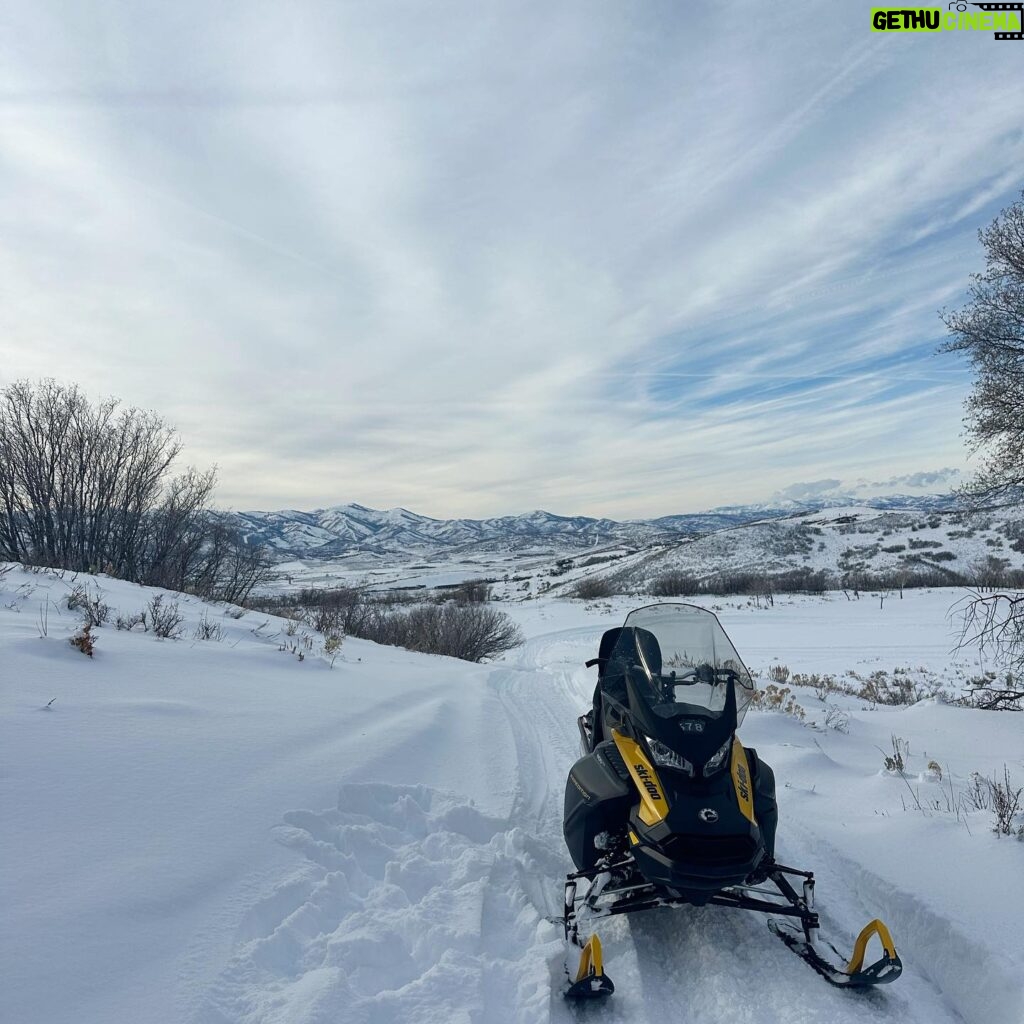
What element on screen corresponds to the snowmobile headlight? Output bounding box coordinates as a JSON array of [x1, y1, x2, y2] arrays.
[[644, 735, 694, 776], [702, 736, 731, 777]]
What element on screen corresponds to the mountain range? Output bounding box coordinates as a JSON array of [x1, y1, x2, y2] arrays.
[[225, 494, 960, 560]]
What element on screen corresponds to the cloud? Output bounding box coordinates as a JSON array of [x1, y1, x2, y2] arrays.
[[867, 468, 963, 491], [771, 468, 962, 506], [0, 2, 1019, 517], [772, 480, 844, 502]]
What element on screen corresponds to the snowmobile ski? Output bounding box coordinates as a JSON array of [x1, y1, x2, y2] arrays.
[[768, 917, 902, 988]]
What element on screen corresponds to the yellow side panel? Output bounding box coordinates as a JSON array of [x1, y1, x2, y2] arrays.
[[612, 730, 669, 826], [730, 738, 757, 825]]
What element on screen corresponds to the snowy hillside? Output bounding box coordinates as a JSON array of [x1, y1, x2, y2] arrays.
[[2, 564, 1022, 1024], [263, 502, 1024, 603], [539, 503, 1024, 596]]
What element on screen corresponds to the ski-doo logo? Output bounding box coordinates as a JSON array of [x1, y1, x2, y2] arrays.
[[735, 762, 751, 803], [871, 4, 1023, 39], [633, 763, 663, 803], [698, 808, 719, 823]]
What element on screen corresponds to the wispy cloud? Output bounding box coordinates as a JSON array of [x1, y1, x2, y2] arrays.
[[1, 2, 1020, 517]]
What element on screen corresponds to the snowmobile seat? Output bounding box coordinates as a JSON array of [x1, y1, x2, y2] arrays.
[[585, 627, 625, 673], [633, 627, 662, 676], [588, 627, 662, 748]]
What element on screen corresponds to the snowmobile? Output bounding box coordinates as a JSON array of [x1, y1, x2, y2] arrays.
[[562, 603, 902, 998]]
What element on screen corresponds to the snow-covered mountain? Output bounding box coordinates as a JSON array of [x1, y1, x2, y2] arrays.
[[227, 494, 962, 559], [537, 502, 1024, 596]]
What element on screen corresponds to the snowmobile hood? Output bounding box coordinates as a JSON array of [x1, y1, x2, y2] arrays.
[[623, 665, 739, 770]]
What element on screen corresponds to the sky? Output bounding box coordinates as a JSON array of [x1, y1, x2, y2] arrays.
[[1, 1, 1022, 519]]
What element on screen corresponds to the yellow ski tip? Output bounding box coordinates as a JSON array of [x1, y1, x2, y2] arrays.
[[566, 934, 615, 999], [575, 934, 603, 982], [847, 919, 897, 974]]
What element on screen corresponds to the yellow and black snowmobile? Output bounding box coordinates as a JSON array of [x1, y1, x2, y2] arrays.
[[562, 603, 902, 998]]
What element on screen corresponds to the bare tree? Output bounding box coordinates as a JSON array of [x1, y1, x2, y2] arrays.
[[0, 379, 272, 603], [955, 592, 1024, 709], [941, 190, 1024, 503], [941, 195, 1024, 687]]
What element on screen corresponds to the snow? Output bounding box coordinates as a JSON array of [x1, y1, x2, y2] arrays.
[[1, 564, 1022, 1024]]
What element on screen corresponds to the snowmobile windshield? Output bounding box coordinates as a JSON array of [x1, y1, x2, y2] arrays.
[[613, 604, 755, 726]]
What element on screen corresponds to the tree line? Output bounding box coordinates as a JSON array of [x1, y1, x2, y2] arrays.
[[0, 379, 272, 604]]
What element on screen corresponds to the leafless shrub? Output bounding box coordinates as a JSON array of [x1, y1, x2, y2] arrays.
[[769, 664, 790, 684], [967, 767, 1023, 836], [881, 734, 909, 774], [704, 571, 771, 596], [323, 632, 343, 667], [305, 603, 346, 636], [250, 588, 523, 662], [789, 672, 851, 702], [359, 603, 524, 662], [967, 774, 990, 813], [773, 569, 833, 595], [0, 563, 12, 584], [254, 586, 370, 637], [653, 569, 833, 598], [193, 614, 224, 641], [70, 622, 95, 657], [850, 668, 934, 706], [147, 594, 184, 639], [66, 583, 110, 627], [573, 576, 616, 600], [451, 578, 492, 604], [957, 670, 1022, 711], [116, 611, 147, 631], [752, 684, 806, 721], [824, 704, 850, 733], [651, 571, 703, 597]]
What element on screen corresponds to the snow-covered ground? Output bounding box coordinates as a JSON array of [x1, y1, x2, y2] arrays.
[[2, 565, 1022, 1024]]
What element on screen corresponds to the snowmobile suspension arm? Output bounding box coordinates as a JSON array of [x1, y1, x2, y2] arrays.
[[590, 886, 818, 928]]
